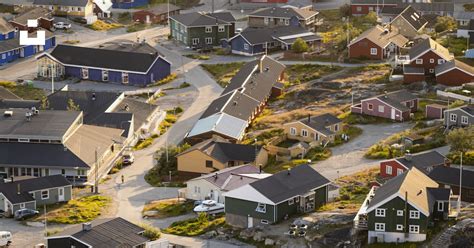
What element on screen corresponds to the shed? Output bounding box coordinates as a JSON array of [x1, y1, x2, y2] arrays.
[[426, 103, 447, 119]]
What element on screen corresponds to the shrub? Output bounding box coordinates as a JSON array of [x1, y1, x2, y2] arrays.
[[154, 73, 177, 86], [42, 195, 110, 224], [291, 38, 309, 53], [0, 81, 16, 87], [134, 138, 153, 150], [138, 223, 161, 240]]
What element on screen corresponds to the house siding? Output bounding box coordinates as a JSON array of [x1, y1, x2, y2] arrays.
[[112, 0, 149, 9], [48, 237, 89, 248], [0, 36, 55, 65], [349, 38, 383, 60], [230, 35, 265, 56], [225, 197, 276, 226], [360, 98, 405, 121], [380, 160, 406, 178], [170, 19, 233, 47], [391, 16, 419, 38], [444, 109, 473, 128], [409, 50, 447, 75], [283, 121, 337, 144], [32, 185, 72, 206], [12, 201, 36, 214], [403, 73, 425, 83], [426, 105, 445, 119], [436, 69, 474, 86], [0, 31, 15, 41]]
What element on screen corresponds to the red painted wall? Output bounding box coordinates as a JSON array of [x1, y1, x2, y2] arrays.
[[351, 4, 397, 15], [348, 38, 383, 60], [403, 73, 425, 83], [409, 51, 446, 74], [380, 160, 406, 178], [436, 69, 474, 86], [361, 98, 405, 121], [240, 0, 288, 3]]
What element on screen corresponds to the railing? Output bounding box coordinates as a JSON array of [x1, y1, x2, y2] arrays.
[[395, 55, 410, 65], [353, 186, 378, 229]]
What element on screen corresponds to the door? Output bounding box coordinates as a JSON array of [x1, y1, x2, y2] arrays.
[[391, 108, 396, 120], [20, 48, 24, 57], [58, 188, 64, 201], [146, 15, 150, 24], [247, 215, 253, 228]]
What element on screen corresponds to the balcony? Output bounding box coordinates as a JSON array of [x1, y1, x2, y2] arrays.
[[353, 186, 378, 230]]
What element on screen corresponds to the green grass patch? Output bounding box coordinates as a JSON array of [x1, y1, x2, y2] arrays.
[[163, 213, 225, 236], [126, 23, 147, 33], [286, 64, 342, 84], [151, 73, 177, 87], [438, 36, 468, 57], [143, 199, 194, 218], [138, 222, 161, 240], [264, 147, 331, 174], [338, 111, 392, 125], [201, 62, 245, 87], [241, 129, 285, 145], [330, 125, 363, 147], [178, 82, 191, 89], [134, 136, 154, 150], [185, 54, 210, 60], [87, 20, 123, 31], [149, 0, 200, 8], [0, 4, 14, 13]]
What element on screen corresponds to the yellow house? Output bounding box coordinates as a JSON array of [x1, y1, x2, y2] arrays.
[[177, 137, 268, 177], [283, 113, 342, 145], [33, 0, 95, 22]]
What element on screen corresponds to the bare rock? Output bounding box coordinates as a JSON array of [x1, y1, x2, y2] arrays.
[[239, 229, 254, 240], [253, 231, 265, 242], [264, 238, 275, 246]]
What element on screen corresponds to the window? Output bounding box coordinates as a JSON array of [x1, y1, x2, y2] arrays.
[[396, 224, 404, 231], [461, 116, 468, 125], [264, 17, 269, 24], [397, 168, 403, 175], [429, 68, 434, 73], [78, 169, 85, 176], [290, 127, 296, 135], [367, 103, 373, 111], [409, 225, 420, 233], [288, 199, 294, 205], [192, 38, 199, 45], [102, 70, 108, 81], [41, 190, 49, 200], [295, 197, 299, 203], [369, 6, 374, 11], [194, 186, 200, 193], [261, 219, 269, 224], [315, 133, 319, 141], [386, 165, 392, 175], [416, 58, 423, 64], [375, 208, 386, 217], [20, 203, 25, 209], [205, 160, 213, 168], [438, 201, 444, 211], [438, 59, 445, 64], [378, 105, 384, 113], [284, 19, 289, 25], [409, 210, 420, 219], [81, 68, 88, 79], [1, 54, 5, 59], [61, 169, 66, 175], [356, 6, 362, 12], [244, 43, 249, 50], [374, 223, 385, 231], [256, 203, 266, 213], [397, 210, 404, 216], [205, 26, 212, 33], [301, 129, 308, 137], [430, 58, 434, 63], [122, 72, 129, 84], [218, 25, 225, 32], [205, 37, 213, 44], [334, 124, 339, 132], [450, 114, 457, 122], [370, 48, 377, 55]]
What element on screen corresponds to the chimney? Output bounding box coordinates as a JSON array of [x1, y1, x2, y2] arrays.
[[17, 183, 20, 195], [384, 91, 388, 98], [82, 223, 92, 231], [417, 189, 422, 196], [307, 114, 311, 123], [405, 150, 412, 161]]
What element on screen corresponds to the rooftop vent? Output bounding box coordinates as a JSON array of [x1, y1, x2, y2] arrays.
[[82, 223, 92, 231]]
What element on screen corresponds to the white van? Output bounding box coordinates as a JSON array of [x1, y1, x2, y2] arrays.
[[0, 231, 12, 246]]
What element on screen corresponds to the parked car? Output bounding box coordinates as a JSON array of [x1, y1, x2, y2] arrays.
[[0, 231, 12, 247], [53, 22, 71, 30], [122, 153, 134, 165], [193, 200, 224, 214], [14, 209, 39, 220]]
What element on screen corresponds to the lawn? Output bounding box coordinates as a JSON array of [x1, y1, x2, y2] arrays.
[[126, 23, 148, 33], [201, 62, 245, 87], [35, 195, 110, 224], [150, 73, 177, 87], [184, 54, 210, 60], [163, 213, 225, 236], [286, 64, 342, 84], [87, 20, 123, 31], [263, 146, 332, 174], [0, 4, 14, 13], [0, 81, 45, 100], [142, 199, 194, 218], [438, 36, 468, 57], [149, 0, 200, 8]]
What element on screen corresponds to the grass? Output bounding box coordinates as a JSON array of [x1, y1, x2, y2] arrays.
[[138, 223, 161, 240], [263, 146, 332, 174], [338, 111, 391, 125], [241, 129, 285, 145], [87, 20, 123, 31], [127, 23, 147, 33], [133, 134, 159, 150], [0, 81, 45, 100], [149, 0, 200, 8], [185, 54, 210, 60], [151, 73, 177, 87], [201, 62, 245, 87], [438, 36, 468, 57], [143, 199, 194, 218], [330, 125, 363, 147], [145, 143, 191, 186], [0, 4, 13, 13], [63, 40, 80, 44], [286, 64, 342, 84], [36, 195, 110, 224], [163, 213, 225, 236]]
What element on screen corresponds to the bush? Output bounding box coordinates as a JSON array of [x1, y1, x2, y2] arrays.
[[88, 20, 123, 31], [447, 150, 474, 165], [153, 73, 177, 86], [179, 82, 191, 88], [145, 143, 191, 186], [291, 38, 309, 53], [138, 223, 161, 240], [41, 195, 110, 224], [0, 81, 16, 87], [134, 138, 153, 150]]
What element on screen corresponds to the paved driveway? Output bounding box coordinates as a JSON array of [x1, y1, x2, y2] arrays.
[[0, 218, 45, 247]]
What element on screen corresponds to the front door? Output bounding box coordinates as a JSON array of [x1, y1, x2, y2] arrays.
[[391, 108, 396, 120], [247, 215, 253, 228], [58, 188, 64, 201]]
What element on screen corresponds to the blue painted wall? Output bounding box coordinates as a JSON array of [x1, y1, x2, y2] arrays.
[[0, 36, 55, 65], [290, 16, 300, 27], [112, 0, 149, 9], [230, 35, 268, 56], [0, 31, 15, 41]]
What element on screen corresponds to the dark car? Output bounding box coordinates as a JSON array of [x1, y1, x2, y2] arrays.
[[14, 209, 39, 220]]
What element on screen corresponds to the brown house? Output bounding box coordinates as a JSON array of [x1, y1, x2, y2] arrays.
[[247, 5, 318, 31], [435, 59, 474, 86], [177, 137, 268, 177], [351, 89, 418, 121], [283, 113, 341, 145], [9, 7, 54, 31], [132, 3, 180, 24], [348, 25, 408, 60]]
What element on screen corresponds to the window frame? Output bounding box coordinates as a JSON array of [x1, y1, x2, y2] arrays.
[[301, 129, 308, 137], [102, 70, 109, 82], [397, 210, 404, 216], [370, 48, 377, 55], [375, 208, 386, 217], [437, 201, 444, 211], [409, 210, 420, 219], [41, 190, 49, 200], [192, 38, 199, 45], [374, 223, 385, 231], [290, 127, 296, 135], [205, 26, 212, 33], [430, 58, 434, 63], [378, 105, 384, 113], [205, 37, 213, 45], [409, 225, 420, 233], [243, 43, 249, 50], [288, 198, 294, 205], [256, 203, 266, 213], [81, 68, 89, 79], [205, 160, 213, 168], [367, 103, 373, 111], [396, 224, 404, 231], [385, 165, 392, 175], [218, 25, 225, 32], [450, 113, 457, 122], [461, 116, 468, 124], [122, 72, 129, 84], [416, 58, 423, 64]]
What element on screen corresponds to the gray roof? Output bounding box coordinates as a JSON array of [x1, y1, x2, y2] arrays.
[[250, 6, 317, 20], [409, 38, 451, 61], [0, 109, 81, 140], [33, 0, 89, 6], [189, 164, 261, 188], [368, 171, 408, 210], [11, 7, 53, 26], [299, 113, 341, 136], [350, 0, 400, 4], [435, 59, 474, 76], [455, 11, 474, 20], [201, 91, 260, 121], [51, 217, 148, 248], [99, 41, 160, 55], [0, 175, 71, 204], [395, 150, 447, 173], [429, 166, 474, 189], [0, 17, 14, 34], [0, 87, 20, 100], [0, 99, 40, 109], [461, 105, 474, 115], [231, 28, 275, 45], [397, 5, 427, 31], [402, 2, 454, 13], [112, 97, 158, 132], [0, 30, 54, 53], [170, 12, 234, 27], [374, 89, 417, 112], [137, 3, 180, 15], [88, 112, 133, 138], [250, 164, 330, 203]]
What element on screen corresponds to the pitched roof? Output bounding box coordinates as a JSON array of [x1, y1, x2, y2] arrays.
[[0, 99, 40, 109], [298, 113, 341, 136], [435, 59, 474, 76], [396, 5, 427, 31], [201, 91, 260, 121], [51, 217, 148, 247], [409, 38, 452, 61], [250, 164, 330, 204], [461, 105, 474, 115], [112, 97, 159, 132], [33, 0, 89, 6], [0, 87, 20, 100], [187, 113, 248, 140], [100, 41, 159, 55], [46, 45, 163, 73], [221, 173, 271, 192], [0, 17, 15, 34], [395, 150, 447, 172], [249, 6, 317, 20], [429, 166, 474, 189], [0, 175, 70, 204], [87, 112, 133, 138], [348, 25, 408, 48], [11, 7, 53, 26], [367, 167, 441, 216], [350, 0, 400, 4], [170, 12, 234, 27], [188, 164, 262, 188]]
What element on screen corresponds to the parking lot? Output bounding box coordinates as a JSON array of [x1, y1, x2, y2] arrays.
[[0, 218, 47, 247]]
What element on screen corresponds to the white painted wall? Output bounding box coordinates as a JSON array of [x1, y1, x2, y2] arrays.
[[368, 231, 427, 244]]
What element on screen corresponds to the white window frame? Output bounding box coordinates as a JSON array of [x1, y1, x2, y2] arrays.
[[205, 37, 213, 45], [437, 201, 444, 211], [461, 116, 468, 124], [102, 70, 108, 81], [192, 38, 199, 45], [429, 68, 434, 73], [375, 208, 386, 217], [284, 19, 289, 25], [261, 219, 269, 224], [438, 59, 445, 64], [367, 103, 373, 111], [264, 17, 269, 24], [416, 58, 423, 64], [409, 225, 420, 233], [370, 48, 377, 55], [290, 127, 296, 135], [396, 224, 404, 231], [122, 72, 129, 84], [256, 203, 266, 213], [205, 26, 212, 33], [356, 6, 362, 12], [397, 210, 404, 216], [450, 113, 457, 122], [41, 190, 49, 200], [288, 199, 294, 205], [218, 25, 225, 32], [386, 165, 392, 175], [378, 105, 384, 113], [20, 203, 25, 209], [397, 168, 404, 175], [301, 129, 308, 137], [409, 210, 420, 219], [81, 68, 88, 79], [430, 58, 434, 63], [374, 223, 385, 231], [244, 43, 249, 50]]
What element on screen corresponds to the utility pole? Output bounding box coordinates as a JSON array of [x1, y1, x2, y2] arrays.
[[167, 0, 170, 26], [94, 148, 99, 194], [43, 204, 47, 237], [458, 152, 463, 214], [165, 128, 169, 163], [51, 64, 55, 94], [212, 0, 214, 13]]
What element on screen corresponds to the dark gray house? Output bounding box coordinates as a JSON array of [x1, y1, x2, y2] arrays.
[[224, 164, 330, 228], [444, 105, 473, 128], [0, 175, 71, 215], [47, 217, 149, 248]]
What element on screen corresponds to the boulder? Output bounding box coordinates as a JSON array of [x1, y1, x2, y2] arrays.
[[239, 229, 254, 240], [264, 238, 275, 246], [253, 231, 265, 242], [202, 230, 217, 239]]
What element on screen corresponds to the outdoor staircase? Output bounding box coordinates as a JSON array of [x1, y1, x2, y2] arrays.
[[432, 219, 473, 248]]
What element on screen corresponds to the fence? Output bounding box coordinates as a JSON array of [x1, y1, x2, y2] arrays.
[[437, 90, 473, 103]]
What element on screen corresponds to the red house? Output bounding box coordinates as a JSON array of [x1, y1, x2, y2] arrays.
[[9, 7, 54, 32], [348, 25, 408, 60], [380, 150, 448, 178], [350, 0, 398, 16], [425, 104, 447, 119], [350, 89, 418, 121], [435, 59, 474, 86], [132, 3, 180, 24]]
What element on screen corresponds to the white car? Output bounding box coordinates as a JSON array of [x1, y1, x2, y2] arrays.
[[193, 200, 224, 215], [53, 22, 71, 30], [0, 231, 12, 247]]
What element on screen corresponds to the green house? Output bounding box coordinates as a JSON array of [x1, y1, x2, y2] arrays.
[[169, 12, 235, 48], [353, 167, 458, 244], [224, 164, 330, 228]]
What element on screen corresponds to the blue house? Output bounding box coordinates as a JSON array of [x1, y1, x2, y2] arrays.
[[0, 18, 16, 41], [0, 31, 56, 66], [112, 0, 149, 9], [36, 44, 171, 86]]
